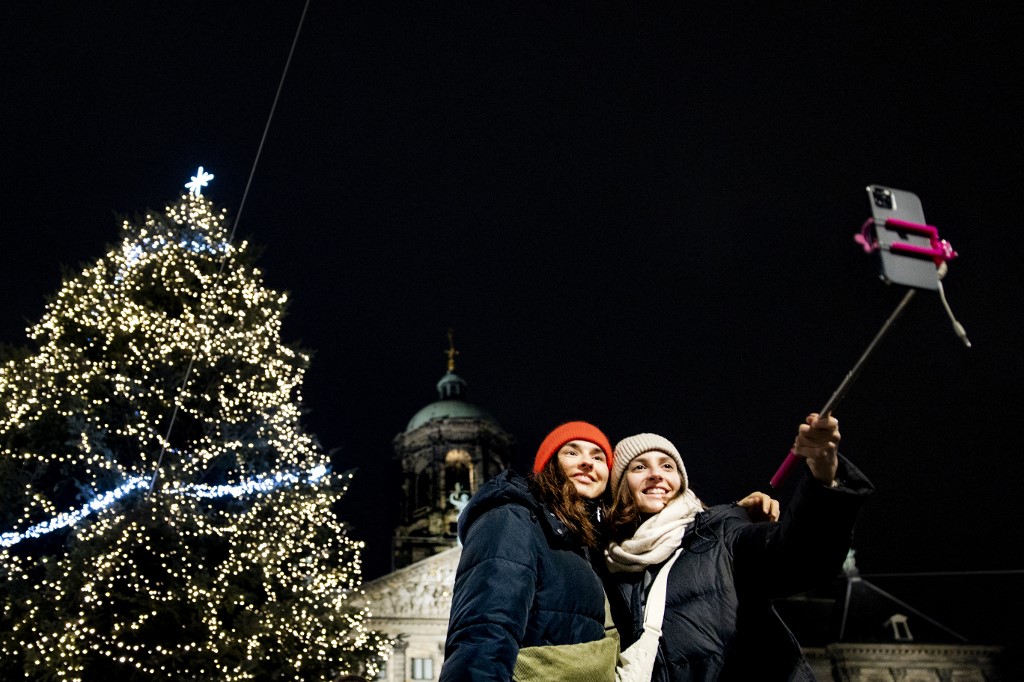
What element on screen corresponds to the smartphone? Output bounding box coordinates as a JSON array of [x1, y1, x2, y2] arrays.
[[865, 185, 939, 291]]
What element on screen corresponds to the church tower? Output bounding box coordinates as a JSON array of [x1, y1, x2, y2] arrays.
[[390, 331, 512, 570]]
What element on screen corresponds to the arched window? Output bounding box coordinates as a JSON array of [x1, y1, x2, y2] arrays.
[[444, 448, 474, 498], [415, 470, 432, 512]]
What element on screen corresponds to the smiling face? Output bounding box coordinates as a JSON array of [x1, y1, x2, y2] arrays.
[[624, 451, 683, 514], [556, 439, 609, 499]]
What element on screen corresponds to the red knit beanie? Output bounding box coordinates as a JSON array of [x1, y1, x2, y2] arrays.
[[532, 421, 614, 474]]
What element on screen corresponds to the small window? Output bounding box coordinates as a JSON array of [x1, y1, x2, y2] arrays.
[[445, 448, 475, 496], [884, 613, 913, 641], [411, 657, 434, 680]]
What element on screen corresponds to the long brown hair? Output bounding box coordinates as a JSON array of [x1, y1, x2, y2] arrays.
[[529, 456, 607, 548], [606, 478, 644, 544]]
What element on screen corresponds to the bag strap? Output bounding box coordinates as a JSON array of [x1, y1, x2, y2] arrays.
[[642, 547, 683, 630]]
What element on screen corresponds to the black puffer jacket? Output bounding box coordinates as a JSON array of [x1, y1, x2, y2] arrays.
[[440, 469, 607, 682], [604, 456, 874, 682]]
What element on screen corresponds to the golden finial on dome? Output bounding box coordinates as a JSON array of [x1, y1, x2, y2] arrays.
[[445, 328, 460, 372]]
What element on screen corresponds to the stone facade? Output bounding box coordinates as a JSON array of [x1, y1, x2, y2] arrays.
[[359, 547, 460, 682]]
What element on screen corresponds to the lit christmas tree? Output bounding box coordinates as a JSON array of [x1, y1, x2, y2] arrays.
[[0, 170, 391, 680]]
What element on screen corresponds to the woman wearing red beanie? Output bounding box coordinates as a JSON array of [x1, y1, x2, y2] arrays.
[[440, 421, 617, 682]]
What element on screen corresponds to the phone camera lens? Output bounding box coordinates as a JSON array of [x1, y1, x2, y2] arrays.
[[872, 188, 894, 209]]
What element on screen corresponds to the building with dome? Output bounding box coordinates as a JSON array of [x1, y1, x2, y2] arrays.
[[389, 333, 513, 571], [358, 333, 512, 681]]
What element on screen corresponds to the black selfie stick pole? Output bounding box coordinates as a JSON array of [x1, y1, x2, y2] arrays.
[[769, 287, 917, 488]]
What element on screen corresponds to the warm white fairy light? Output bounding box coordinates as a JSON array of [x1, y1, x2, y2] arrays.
[[0, 189, 391, 680]]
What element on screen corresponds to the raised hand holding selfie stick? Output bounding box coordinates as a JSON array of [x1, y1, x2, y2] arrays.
[[769, 288, 916, 487], [769, 185, 969, 488]]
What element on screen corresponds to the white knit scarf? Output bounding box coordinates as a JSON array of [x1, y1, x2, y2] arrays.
[[604, 489, 704, 573]]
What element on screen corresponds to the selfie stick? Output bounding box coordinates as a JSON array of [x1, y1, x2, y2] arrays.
[[768, 287, 916, 488], [768, 216, 964, 488]]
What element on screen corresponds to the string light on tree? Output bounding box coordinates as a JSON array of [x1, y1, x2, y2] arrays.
[[1, 465, 331, 548], [0, 172, 391, 680]]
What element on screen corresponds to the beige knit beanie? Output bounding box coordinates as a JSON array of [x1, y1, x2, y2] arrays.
[[611, 433, 688, 496]]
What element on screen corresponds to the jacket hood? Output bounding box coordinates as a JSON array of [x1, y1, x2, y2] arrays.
[[457, 469, 597, 552], [457, 469, 541, 543]]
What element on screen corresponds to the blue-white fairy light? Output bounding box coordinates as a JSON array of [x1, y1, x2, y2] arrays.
[[164, 464, 329, 499], [0, 464, 331, 548], [1, 475, 151, 548], [185, 166, 214, 196]]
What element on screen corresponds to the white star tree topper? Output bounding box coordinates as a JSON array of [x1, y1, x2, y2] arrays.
[[185, 166, 215, 196]]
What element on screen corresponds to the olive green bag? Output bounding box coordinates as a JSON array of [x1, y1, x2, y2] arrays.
[[512, 627, 619, 682]]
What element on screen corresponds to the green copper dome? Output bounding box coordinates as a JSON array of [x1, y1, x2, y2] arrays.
[[405, 371, 497, 431]]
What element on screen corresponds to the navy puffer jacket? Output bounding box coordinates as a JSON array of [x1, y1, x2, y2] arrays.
[[440, 469, 607, 682]]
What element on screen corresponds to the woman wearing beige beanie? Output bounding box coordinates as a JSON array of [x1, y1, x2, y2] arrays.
[[601, 413, 875, 681]]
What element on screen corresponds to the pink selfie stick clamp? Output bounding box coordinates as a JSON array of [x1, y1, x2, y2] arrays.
[[883, 218, 959, 267]]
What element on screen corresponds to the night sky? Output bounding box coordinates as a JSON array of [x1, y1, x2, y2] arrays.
[[4, 2, 1022, 662]]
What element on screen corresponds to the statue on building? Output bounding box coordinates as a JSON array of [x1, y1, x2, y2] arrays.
[[448, 483, 471, 516]]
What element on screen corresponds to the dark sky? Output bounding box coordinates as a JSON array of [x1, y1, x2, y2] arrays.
[[4, 1, 1022, 659]]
